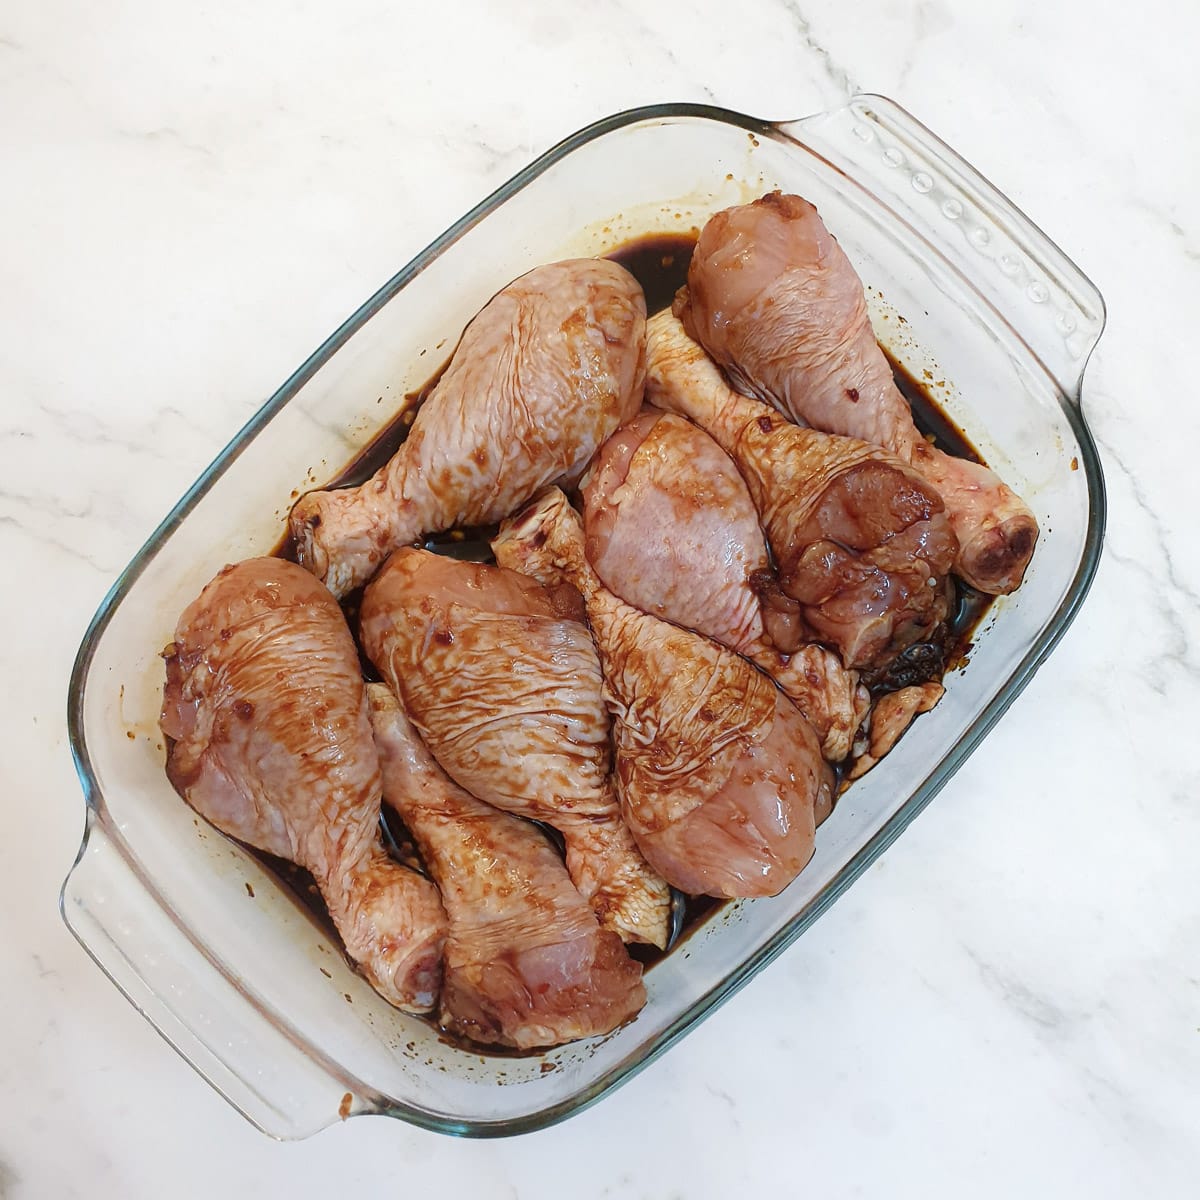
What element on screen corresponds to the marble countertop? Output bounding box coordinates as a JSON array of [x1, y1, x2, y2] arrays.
[[6, 0, 1199, 1195]]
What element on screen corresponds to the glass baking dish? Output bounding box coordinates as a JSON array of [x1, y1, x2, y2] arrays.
[[62, 96, 1106, 1139]]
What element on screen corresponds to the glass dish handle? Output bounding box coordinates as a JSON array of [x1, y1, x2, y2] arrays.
[[61, 819, 353, 1139], [775, 94, 1106, 399]]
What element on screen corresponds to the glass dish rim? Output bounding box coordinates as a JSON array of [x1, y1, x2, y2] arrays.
[[62, 98, 1108, 1138]]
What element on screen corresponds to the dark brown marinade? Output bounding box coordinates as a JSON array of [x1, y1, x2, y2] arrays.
[[333, 359, 451, 492], [627, 893, 726, 967], [894, 355, 984, 465], [609, 232, 697, 315], [251, 853, 340, 942], [245, 229, 995, 1044]]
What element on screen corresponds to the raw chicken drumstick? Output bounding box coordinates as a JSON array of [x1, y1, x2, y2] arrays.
[[493, 488, 833, 899], [678, 191, 1038, 594], [366, 684, 646, 1049], [159, 558, 448, 1012], [359, 547, 671, 949], [645, 311, 958, 673], [291, 258, 647, 598], [581, 406, 869, 762]]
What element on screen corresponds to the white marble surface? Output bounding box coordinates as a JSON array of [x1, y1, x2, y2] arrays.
[[4, 0, 1199, 1195]]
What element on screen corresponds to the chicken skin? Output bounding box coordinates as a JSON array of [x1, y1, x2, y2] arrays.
[[359, 547, 671, 949], [366, 684, 646, 1049], [678, 191, 1038, 594], [581, 406, 869, 762], [291, 258, 647, 597], [645, 311, 958, 672], [493, 488, 833, 899], [159, 558, 448, 1012]]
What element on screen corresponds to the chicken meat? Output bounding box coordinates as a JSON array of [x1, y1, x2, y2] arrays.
[[844, 681, 945, 782], [292, 258, 648, 597], [359, 547, 671, 949], [581, 406, 869, 762], [159, 558, 448, 1012], [493, 488, 833, 899], [678, 191, 1038, 594], [645, 310, 958, 673], [366, 684, 646, 1049]]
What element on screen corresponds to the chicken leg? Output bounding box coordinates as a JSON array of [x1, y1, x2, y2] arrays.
[[160, 558, 448, 1012], [493, 488, 833, 899], [292, 257, 647, 597]]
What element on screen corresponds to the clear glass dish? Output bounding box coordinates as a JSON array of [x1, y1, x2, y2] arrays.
[[62, 96, 1106, 1139]]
